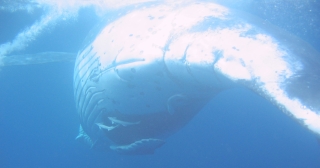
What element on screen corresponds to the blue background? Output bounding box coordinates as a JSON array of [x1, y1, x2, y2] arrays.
[[1, 1, 320, 167]]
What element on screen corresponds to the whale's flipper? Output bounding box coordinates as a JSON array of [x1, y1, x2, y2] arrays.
[[1, 52, 77, 66], [110, 138, 165, 155]]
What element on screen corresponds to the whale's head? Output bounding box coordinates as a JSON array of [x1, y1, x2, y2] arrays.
[[73, 3, 233, 154], [73, 2, 320, 154]]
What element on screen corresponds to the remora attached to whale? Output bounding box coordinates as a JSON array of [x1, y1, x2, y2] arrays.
[[72, 2, 320, 154]]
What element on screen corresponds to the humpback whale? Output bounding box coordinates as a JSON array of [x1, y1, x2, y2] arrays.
[[0, 0, 319, 156], [73, 1, 320, 155]]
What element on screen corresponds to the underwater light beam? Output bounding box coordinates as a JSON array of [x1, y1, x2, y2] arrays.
[[0, 0, 158, 67]]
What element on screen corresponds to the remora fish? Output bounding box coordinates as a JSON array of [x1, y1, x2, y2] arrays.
[[108, 117, 140, 126], [96, 123, 119, 131]]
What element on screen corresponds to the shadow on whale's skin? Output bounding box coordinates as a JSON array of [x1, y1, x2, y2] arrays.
[[72, 2, 320, 154]]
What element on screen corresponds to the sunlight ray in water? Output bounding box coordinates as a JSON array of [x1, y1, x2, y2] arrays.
[[0, 0, 157, 67], [1, 52, 76, 66]]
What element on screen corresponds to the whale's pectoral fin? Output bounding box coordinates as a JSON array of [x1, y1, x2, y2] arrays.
[[1, 52, 77, 66], [110, 138, 166, 155]]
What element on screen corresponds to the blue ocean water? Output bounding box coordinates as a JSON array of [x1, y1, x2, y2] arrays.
[[1, 1, 320, 167]]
